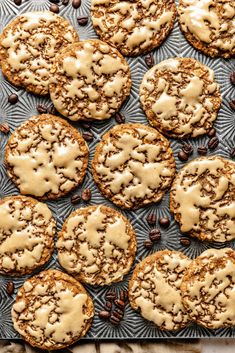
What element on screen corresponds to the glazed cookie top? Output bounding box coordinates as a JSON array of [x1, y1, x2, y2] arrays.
[[128, 250, 191, 330], [178, 0, 235, 58], [181, 248, 235, 329], [140, 58, 221, 138], [0, 12, 79, 95], [0, 195, 55, 276], [170, 156, 235, 242], [92, 123, 175, 209], [57, 205, 136, 285], [49, 39, 132, 121], [5, 114, 88, 200], [91, 0, 176, 56], [12, 270, 94, 350]]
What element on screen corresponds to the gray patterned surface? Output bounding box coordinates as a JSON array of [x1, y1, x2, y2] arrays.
[[0, 0, 235, 341]]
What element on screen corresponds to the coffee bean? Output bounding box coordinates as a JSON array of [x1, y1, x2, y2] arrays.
[[208, 136, 219, 150], [115, 307, 124, 316], [62, 0, 69, 4], [159, 217, 170, 227], [144, 239, 153, 249], [120, 290, 127, 302], [182, 143, 193, 155], [178, 150, 189, 161], [72, 0, 81, 8], [6, 281, 14, 295], [146, 213, 156, 226], [112, 309, 123, 320], [82, 131, 93, 142], [144, 53, 154, 68], [180, 237, 191, 246], [110, 315, 120, 325], [149, 229, 161, 242], [81, 122, 91, 130], [0, 122, 10, 134], [8, 93, 18, 105], [104, 301, 112, 311], [197, 146, 207, 155], [77, 16, 88, 26], [230, 147, 235, 158], [230, 72, 235, 85], [105, 290, 116, 301], [14, 0, 22, 5], [99, 310, 110, 320], [115, 299, 125, 309], [229, 99, 235, 111], [81, 188, 91, 202], [71, 194, 81, 204], [37, 104, 48, 114], [47, 104, 57, 115], [207, 128, 216, 138], [50, 4, 60, 13], [114, 112, 125, 124]]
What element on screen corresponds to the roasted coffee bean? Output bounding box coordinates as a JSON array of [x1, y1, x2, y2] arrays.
[[81, 122, 91, 130], [72, 0, 81, 8], [229, 99, 235, 110], [37, 104, 48, 114], [110, 315, 120, 325], [71, 194, 81, 204], [115, 299, 125, 309], [144, 239, 153, 249], [0, 122, 10, 134], [197, 146, 207, 155], [120, 290, 127, 302], [114, 112, 125, 124], [14, 0, 22, 5], [8, 93, 18, 105], [230, 147, 235, 158], [81, 188, 91, 202], [77, 16, 88, 26], [50, 4, 60, 13], [115, 307, 124, 316], [207, 128, 216, 137], [47, 104, 57, 115], [82, 131, 93, 142], [6, 281, 14, 295], [180, 237, 191, 246], [182, 143, 193, 155], [230, 72, 235, 85], [208, 136, 219, 150], [146, 213, 156, 226], [104, 301, 112, 311], [178, 150, 189, 161], [144, 53, 154, 68], [112, 310, 123, 320], [99, 310, 110, 320], [105, 290, 116, 301], [159, 217, 170, 227], [149, 229, 161, 242], [62, 0, 70, 4]]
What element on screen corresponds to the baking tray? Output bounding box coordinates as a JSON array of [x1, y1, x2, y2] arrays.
[[0, 0, 235, 341]]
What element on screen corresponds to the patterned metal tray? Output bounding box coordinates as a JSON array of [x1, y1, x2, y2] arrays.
[[0, 0, 235, 341]]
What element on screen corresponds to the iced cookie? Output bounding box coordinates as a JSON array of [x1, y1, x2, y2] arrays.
[[0, 11, 79, 95], [181, 248, 235, 329], [5, 114, 88, 200], [57, 205, 136, 285], [92, 123, 176, 209], [0, 195, 55, 276], [178, 0, 235, 58], [91, 0, 176, 56], [140, 58, 221, 139], [170, 156, 235, 242], [49, 39, 132, 121], [128, 250, 191, 330], [12, 269, 94, 350]]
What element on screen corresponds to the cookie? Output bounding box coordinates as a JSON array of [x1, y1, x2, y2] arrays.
[[5, 114, 88, 200], [57, 205, 136, 285], [181, 248, 235, 329], [0, 11, 79, 95], [92, 123, 176, 209], [178, 0, 235, 58], [12, 269, 94, 350], [140, 58, 221, 139], [128, 250, 191, 330], [170, 156, 235, 242], [49, 39, 132, 121], [0, 195, 55, 276], [91, 0, 176, 56]]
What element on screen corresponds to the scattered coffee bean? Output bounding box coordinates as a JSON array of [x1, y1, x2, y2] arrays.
[[71, 194, 81, 204], [230, 147, 235, 158], [144, 53, 154, 68], [115, 307, 124, 316], [77, 16, 88, 26], [47, 104, 57, 115], [207, 128, 216, 138], [180, 237, 191, 246], [197, 146, 207, 155], [62, 0, 69, 4], [208, 136, 219, 150], [178, 150, 189, 162], [230, 72, 235, 85], [149, 228, 161, 242], [120, 290, 127, 302], [104, 301, 112, 311], [110, 315, 120, 325], [99, 310, 111, 320], [144, 239, 153, 249], [82, 131, 93, 142], [81, 122, 91, 130], [146, 212, 156, 226], [8, 93, 18, 105], [14, 0, 22, 5], [0, 122, 10, 134], [159, 217, 170, 228], [72, 0, 81, 8], [229, 99, 235, 111], [114, 112, 125, 124], [81, 188, 91, 202], [50, 4, 60, 13], [115, 299, 125, 309], [112, 309, 123, 320], [182, 143, 193, 155], [6, 281, 14, 295], [105, 290, 116, 301], [37, 104, 48, 114]]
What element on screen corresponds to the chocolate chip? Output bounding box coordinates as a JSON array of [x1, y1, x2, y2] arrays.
[[0, 122, 10, 134], [6, 281, 14, 295], [229, 99, 235, 111], [105, 290, 116, 301], [77, 16, 88, 26], [8, 93, 18, 105], [178, 150, 189, 161], [82, 131, 93, 142], [50, 4, 60, 13], [71, 194, 81, 204], [230, 72, 235, 85], [99, 310, 111, 320], [230, 147, 235, 158], [104, 301, 112, 311], [180, 237, 191, 246], [114, 112, 125, 124], [207, 128, 216, 138], [182, 143, 193, 156], [208, 136, 219, 150], [72, 0, 81, 8], [112, 309, 123, 320], [81, 188, 91, 202], [146, 212, 156, 226], [197, 146, 207, 155], [110, 315, 121, 325], [37, 104, 48, 114], [144, 239, 153, 249], [159, 217, 170, 227], [144, 53, 154, 68], [47, 104, 57, 115], [120, 290, 127, 302], [149, 228, 161, 242], [14, 0, 22, 5], [115, 299, 125, 309]]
